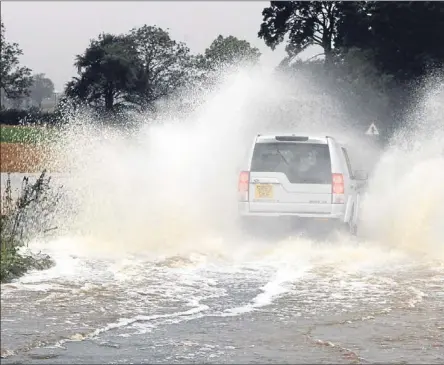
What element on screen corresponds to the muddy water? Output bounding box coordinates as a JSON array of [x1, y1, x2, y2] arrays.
[[1, 234, 443, 364], [1, 132, 443, 364], [1, 130, 444, 364], [2, 67, 443, 364]]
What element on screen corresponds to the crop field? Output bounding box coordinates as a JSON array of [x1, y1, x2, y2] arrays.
[[0, 125, 57, 144], [0, 125, 56, 173]]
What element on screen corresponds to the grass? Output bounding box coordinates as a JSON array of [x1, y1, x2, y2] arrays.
[[0, 171, 61, 283], [0, 125, 58, 144]]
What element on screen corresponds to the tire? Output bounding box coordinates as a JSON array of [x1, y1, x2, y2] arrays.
[[349, 221, 358, 236], [347, 206, 358, 237], [337, 207, 358, 237]]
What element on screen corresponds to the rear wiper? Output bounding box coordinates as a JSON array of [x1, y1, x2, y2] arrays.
[[275, 146, 290, 166]]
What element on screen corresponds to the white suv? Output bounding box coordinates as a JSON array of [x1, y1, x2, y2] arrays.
[[237, 134, 368, 237]]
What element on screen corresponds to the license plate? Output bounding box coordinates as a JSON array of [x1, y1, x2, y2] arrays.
[[255, 184, 273, 199]]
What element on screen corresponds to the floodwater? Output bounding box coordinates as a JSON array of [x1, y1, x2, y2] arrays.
[[1, 173, 443, 364], [1, 69, 443, 364], [1, 229, 443, 364]]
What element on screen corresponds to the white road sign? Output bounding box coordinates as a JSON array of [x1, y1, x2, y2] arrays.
[[365, 123, 380, 136]]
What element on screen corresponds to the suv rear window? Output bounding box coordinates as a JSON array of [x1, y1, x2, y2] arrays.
[[250, 142, 332, 184]]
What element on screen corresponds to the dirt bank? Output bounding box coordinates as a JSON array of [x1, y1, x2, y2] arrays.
[[0, 143, 52, 173]]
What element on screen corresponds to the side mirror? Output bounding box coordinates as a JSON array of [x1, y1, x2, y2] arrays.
[[353, 170, 368, 181]]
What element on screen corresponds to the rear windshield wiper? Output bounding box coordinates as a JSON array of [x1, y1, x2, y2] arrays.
[[275, 146, 290, 166]]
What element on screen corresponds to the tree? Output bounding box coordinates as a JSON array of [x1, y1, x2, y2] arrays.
[[29, 73, 55, 109], [334, 1, 372, 52], [0, 20, 33, 102], [199, 35, 261, 72], [336, 1, 444, 128], [65, 26, 196, 114], [259, 1, 444, 138], [339, 1, 444, 82], [126, 25, 195, 110], [258, 1, 340, 64], [64, 33, 140, 112]]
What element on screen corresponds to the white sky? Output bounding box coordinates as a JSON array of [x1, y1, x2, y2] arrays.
[[1, 1, 298, 91]]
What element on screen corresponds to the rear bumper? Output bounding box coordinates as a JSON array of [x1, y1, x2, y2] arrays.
[[237, 212, 345, 238], [238, 202, 345, 220], [237, 202, 353, 238]]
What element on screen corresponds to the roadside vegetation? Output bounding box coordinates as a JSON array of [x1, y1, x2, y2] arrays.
[[2, 2, 444, 137], [0, 171, 62, 283], [0, 125, 58, 144]]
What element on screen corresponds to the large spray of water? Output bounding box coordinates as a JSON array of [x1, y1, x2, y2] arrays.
[[38, 64, 442, 264], [359, 77, 444, 259]]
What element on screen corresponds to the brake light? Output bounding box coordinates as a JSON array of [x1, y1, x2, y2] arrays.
[[238, 171, 250, 201], [332, 173, 344, 200]]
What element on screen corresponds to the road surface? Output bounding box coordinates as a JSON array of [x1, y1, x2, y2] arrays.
[[1, 233, 443, 364]]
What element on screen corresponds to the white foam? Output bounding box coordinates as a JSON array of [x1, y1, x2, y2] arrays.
[[52, 301, 209, 348], [221, 266, 308, 316]]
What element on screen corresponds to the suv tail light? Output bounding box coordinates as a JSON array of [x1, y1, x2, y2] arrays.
[[238, 171, 250, 201], [332, 173, 345, 203]]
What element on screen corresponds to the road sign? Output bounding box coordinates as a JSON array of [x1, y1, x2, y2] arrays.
[[365, 123, 379, 136]]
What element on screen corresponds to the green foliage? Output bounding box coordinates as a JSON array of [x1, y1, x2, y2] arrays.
[[127, 25, 195, 111], [335, 1, 444, 127], [0, 20, 33, 100], [1, 171, 60, 283], [0, 241, 29, 283], [0, 109, 62, 127], [63, 25, 265, 117], [260, 1, 444, 80], [28, 73, 55, 109], [0, 232, 52, 284], [64, 26, 196, 114], [259, 1, 339, 63], [259, 1, 444, 135], [185, 34, 263, 102], [0, 125, 58, 144], [339, 1, 444, 82], [65, 33, 140, 113], [330, 47, 395, 134], [199, 35, 261, 72]]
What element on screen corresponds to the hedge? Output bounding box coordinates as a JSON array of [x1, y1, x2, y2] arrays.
[[0, 109, 63, 126]]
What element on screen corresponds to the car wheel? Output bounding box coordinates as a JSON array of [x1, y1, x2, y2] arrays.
[[348, 206, 358, 236], [349, 221, 358, 236]]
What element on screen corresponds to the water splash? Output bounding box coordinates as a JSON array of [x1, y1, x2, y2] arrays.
[[19, 65, 444, 266], [2, 66, 444, 365], [360, 77, 444, 260], [38, 67, 362, 256]]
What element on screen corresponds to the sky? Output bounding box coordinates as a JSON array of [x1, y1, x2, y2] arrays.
[[1, 1, 298, 92]]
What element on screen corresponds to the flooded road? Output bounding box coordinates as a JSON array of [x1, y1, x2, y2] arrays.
[[1, 70, 443, 364], [2, 235, 443, 364], [1, 141, 443, 364]]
